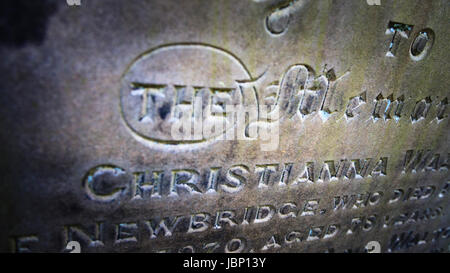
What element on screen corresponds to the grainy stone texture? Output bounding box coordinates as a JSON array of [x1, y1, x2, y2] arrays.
[[0, 0, 448, 253]]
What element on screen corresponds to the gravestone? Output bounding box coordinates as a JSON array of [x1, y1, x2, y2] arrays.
[[0, 0, 448, 253]]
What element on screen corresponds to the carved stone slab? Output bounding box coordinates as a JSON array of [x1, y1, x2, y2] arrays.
[[0, 0, 448, 253]]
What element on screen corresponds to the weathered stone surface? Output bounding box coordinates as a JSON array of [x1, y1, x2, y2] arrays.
[[0, 0, 448, 253]]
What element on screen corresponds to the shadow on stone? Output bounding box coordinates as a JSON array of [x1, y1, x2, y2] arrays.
[[0, 0, 59, 48]]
